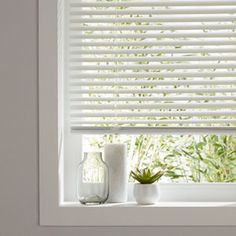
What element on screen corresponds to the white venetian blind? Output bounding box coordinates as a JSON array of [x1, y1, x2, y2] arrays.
[[66, 0, 236, 133]]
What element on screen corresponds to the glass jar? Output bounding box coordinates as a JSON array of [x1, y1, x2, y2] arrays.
[[77, 152, 109, 204]]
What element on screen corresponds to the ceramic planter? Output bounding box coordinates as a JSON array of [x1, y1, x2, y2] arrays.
[[133, 183, 159, 204]]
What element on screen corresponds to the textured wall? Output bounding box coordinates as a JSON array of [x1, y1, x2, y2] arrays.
[[0, 0, 236, 235]]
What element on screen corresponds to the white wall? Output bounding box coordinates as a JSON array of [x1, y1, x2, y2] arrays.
[[0, 0, 236, 235]]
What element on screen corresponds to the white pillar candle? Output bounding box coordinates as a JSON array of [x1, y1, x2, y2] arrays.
[[104, 143, 128, 203]]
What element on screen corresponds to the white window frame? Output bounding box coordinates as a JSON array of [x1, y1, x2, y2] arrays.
[[39, 0, 236, 226]]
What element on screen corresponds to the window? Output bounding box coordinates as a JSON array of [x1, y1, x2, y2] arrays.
[[39, 0, 236, 226], [64, 0, 236, 197]]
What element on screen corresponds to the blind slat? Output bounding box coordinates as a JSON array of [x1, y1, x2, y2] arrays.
[[70, 55, 236, 62], [70, 96, 236, 102], [71, 63, 236, 71], [72, 32, 236, 39], [71, 15, 236, 23], [70, 24, 236, 31], [70, 88, 236, 94], [70, 79, 236, 86], [71, 102, 236, 110], [71, 47, 236, 55], [71, 111, 236, 118], [71, 119, 236, 125], [70, 0, 236, 7], [70, 71, 236, 79], [71, 8, 236, 15], [70, 127, 236, 135], [71, 40, 236, 47]]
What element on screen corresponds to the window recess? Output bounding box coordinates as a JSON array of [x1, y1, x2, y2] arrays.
[[38, 0, 236, 226]]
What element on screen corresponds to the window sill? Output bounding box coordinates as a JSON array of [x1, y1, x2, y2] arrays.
[[61, 201, 236, 208], [40, 201, 236, 226]]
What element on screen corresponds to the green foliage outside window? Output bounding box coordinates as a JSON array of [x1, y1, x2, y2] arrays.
[[88, 135, 236, 182]]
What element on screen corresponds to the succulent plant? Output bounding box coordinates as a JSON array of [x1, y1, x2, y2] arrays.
[[130, 168, 164, 184]]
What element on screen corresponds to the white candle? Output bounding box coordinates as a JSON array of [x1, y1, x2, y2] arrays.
[[104, 144, 128, 203]]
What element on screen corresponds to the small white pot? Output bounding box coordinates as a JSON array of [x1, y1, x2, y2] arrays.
[[133, 183, 159, 205]]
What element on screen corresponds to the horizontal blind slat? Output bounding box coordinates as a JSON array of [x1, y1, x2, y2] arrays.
[[71, 119, 236, 125], [70, 79, 236, 86], [70, 55, 236, 62], [72, 32, 236, 39], [70, 8, 236, 15], [70, 127, 236, 135], [71, 102, 236, 110], [70, 63, 236, 71], [70, 0, 236, 7], [70, 88, 236, 94], [70, 96, 236, 102], [71, 111, 236, 118], [70, 71, 236, 79], [70, 24, 236, 31], [71, 47, 236, 55], [71, 40, 236, 47], [70, 15, 236, 23]]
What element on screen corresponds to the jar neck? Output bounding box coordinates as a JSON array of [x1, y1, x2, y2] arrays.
[[83, 152, 103, 162]]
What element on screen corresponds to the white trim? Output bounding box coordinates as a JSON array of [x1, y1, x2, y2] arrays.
[[39, 0, 236, 226], [62, 0, 82, 203]]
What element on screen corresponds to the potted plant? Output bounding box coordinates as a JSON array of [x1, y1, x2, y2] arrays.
[[130, 168, 164, 204]]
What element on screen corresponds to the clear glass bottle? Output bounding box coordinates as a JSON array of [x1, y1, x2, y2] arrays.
[[77, 152, 109, 204]]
